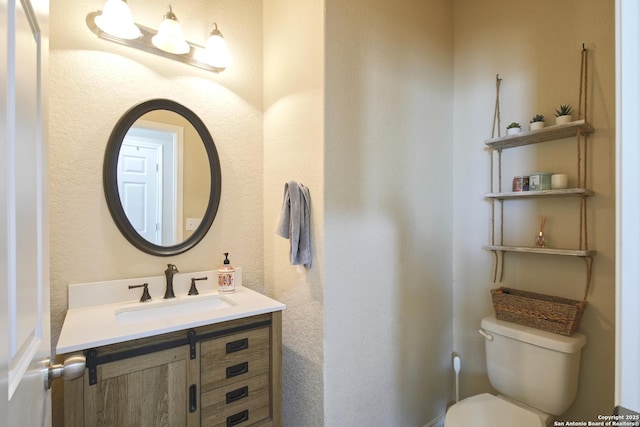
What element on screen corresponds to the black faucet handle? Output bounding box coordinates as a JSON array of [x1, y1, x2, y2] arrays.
[[128, 283, 151, 302], [188, 277, 208, 295]]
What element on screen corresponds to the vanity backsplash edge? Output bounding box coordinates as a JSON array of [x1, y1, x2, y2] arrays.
[[68, 268, 243, 309]]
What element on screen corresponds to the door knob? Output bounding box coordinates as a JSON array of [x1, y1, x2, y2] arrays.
[[45, 355, 86, 390]]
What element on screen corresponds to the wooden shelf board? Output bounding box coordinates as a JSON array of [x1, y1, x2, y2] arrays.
[[485, 120, 594, 149], [484, 245, 596, 257], [485, 188, 594, 200]]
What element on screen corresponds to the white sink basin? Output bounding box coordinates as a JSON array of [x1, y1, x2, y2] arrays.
[[115, 294, 236, 325]]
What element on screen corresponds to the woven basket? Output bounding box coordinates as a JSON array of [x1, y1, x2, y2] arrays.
[[491, 287, 587, 336]]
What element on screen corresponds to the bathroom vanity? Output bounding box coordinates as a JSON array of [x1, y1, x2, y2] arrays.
[[57, 272, 285, 427]]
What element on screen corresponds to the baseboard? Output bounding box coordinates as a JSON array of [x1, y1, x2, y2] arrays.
[[423, 412, 445, 427]]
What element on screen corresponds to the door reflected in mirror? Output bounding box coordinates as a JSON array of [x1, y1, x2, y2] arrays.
[[104, 99, 221, 256], [118, 112, 211, 246]]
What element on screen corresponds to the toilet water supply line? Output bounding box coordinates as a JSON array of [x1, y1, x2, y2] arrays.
[[452, 353, 461, 403]]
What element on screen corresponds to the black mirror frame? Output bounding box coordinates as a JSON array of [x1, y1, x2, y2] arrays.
[[103, 99, 221, 256]]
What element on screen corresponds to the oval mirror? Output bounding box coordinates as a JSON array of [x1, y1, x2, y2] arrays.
[[103, 99, 221, 256]]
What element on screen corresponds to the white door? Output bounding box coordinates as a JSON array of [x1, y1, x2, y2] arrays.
[[1, 0, 51, 425], [127, 122, 183, 245], [118, 141, 163, 244]]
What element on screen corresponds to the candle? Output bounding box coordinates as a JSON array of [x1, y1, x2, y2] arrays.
[[551, 174, 568, 189]]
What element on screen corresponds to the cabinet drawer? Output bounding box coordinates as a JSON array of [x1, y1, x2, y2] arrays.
[[201, 373, 270, 427], [201, 326, 270, 391]]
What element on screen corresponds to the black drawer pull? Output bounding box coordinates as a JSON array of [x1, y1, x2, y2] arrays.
[[226, 385, 249, 404], [189, 384, 197, 413], [226, 362, 249, 378], [227, 409, 249, 426], [226, 338, 249, 354]]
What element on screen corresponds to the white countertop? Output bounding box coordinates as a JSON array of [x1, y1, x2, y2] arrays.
[[56, 271, 285, 354]]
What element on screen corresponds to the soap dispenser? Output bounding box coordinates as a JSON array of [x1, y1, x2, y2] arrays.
[[217, 252, 235, 293]]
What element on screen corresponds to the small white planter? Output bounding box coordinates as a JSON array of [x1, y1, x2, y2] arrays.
[[529, 121, 545, 131], [507, 127, 521, 135], [555, 115, 572, 125]]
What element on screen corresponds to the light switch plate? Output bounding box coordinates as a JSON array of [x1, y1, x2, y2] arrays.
[[186, 218, 202, 231]]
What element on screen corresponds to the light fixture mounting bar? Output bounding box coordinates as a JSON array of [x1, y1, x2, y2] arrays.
[[86, 11, 225, 73]]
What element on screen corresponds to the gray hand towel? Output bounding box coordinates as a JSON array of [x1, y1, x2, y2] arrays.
[[276, 181, 312, 268]]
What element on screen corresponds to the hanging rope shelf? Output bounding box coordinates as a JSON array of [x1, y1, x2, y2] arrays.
[[484, 46, 595, 296]]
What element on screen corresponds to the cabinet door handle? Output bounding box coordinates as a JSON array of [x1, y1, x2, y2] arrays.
[[227, 409, 249, 427], [226, 338, 249, 354], [226, 362, 249, 378], [226, 385, 249, 404], [189, 384, 197, 413]]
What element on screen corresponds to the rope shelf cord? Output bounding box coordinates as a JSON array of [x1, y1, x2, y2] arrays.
[[577, 46, 592, 300], [578, 46, 589, 251], [490, 75, 503, 282]]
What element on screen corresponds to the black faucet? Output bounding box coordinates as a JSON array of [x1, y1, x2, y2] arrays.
[[164, 264, 179, 299]]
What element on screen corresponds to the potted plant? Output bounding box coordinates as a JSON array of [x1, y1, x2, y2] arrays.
[[529, 114, 545, 131], [506, 122, 521, 135], [554, 104, 573, 125]]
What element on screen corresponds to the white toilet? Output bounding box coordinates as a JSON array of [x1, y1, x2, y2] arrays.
[[445, 315, 587, 427]]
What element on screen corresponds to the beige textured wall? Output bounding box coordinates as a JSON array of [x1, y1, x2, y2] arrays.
[[452, 0, 615, 420], [263, 0, 325, 425], [49, 0, 263, 424], [324, 0, 454, 424]]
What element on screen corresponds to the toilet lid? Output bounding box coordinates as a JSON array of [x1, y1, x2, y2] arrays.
[[445, 394, 546, 427]]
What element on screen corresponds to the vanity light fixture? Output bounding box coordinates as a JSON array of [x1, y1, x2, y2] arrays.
[[93, 0, 141, 40], [204, 23, 231, 68], [86, 2, 230, 73], [151, 5, 189, 55]]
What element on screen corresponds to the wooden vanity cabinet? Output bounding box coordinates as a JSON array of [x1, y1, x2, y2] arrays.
[[64, 312, 282, 427]]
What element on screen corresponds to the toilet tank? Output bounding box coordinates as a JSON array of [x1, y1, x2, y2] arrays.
[[481, 316, 587, 416]]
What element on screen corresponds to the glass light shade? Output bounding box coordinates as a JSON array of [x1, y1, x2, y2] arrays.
[[204, 25, 230, 68], [94, 0, 141, 40], [151, 8, 190, 55]]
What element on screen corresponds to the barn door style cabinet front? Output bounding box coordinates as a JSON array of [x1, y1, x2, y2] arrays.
[[63, 312, 282, 427]]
